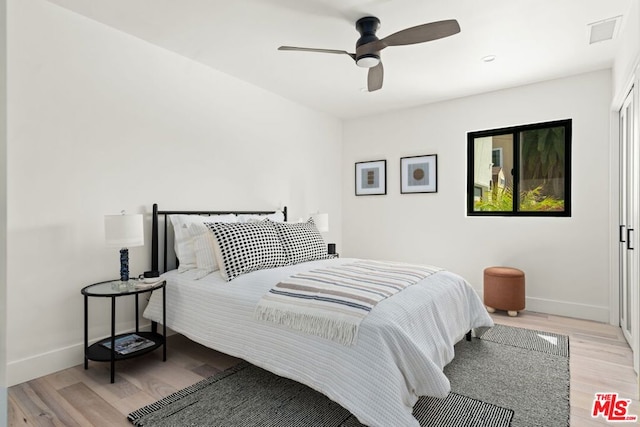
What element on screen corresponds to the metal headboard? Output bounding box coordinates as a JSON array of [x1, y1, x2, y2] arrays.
[[151, 203, 288, 273]]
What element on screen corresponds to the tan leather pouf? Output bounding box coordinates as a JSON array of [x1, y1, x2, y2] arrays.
[[483, 266, 525, 317]]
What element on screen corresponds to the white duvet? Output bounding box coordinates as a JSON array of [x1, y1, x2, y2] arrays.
[[143, 258, 494, 427]]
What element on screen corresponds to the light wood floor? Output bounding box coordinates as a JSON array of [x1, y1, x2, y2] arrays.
[[8, 311, 639, 426]]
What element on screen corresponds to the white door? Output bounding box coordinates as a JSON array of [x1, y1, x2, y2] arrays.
[[619, 87, 638, 374]]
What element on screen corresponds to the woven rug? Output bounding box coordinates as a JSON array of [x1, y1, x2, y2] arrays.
[[128, 324, 569, 427], [480, 323, 569, 357]]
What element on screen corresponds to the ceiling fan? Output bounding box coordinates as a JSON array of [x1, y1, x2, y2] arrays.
[[278, 16, 461, 92]]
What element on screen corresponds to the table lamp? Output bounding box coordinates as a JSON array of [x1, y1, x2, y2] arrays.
[[310, 212, 329, 233], [105, 212, 144, 282]]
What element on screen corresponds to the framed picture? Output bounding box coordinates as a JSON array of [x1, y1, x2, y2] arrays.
[[355, 160, 386, 196], [400, 155, 437, 194]]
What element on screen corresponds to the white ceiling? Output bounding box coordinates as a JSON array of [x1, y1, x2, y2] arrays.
[[46, 0, 632, 119]]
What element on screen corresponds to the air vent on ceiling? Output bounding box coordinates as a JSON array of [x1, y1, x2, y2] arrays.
[[588, 15, 622, 44]]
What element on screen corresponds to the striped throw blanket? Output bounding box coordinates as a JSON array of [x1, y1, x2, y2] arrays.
[[254, 260, 442, 346]]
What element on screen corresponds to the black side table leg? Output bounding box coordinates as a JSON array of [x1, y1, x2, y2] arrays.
[[162, 285, 167, 362], [84, 294, 88, 369], [110, 296, 116, 383], [135, 294, 139, 333]]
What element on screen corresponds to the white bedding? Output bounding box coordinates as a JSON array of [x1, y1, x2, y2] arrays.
[[143, 258, 494, 427]]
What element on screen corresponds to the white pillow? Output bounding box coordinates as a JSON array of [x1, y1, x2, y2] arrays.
[[169, 214, 237, 272], [237, 210, 285, 223], [189, 222, 222, 279]]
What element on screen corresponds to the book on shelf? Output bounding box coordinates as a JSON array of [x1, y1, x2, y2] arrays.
[[101, 333, 156, 355]]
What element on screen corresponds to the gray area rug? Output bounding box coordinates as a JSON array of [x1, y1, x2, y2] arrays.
[[445, 325, 570, 427], [128, 325, 569, 427]]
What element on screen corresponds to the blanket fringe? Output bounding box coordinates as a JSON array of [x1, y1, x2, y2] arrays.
[[255, 305, 358, 346]]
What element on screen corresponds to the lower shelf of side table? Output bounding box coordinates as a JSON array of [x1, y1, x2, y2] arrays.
[[86, 331, 165, 362]]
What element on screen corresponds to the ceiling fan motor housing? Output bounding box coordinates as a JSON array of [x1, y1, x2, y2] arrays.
[[355, 16, 381, 67]]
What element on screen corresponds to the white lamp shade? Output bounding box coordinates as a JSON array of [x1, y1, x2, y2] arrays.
[[104, 214, 144, 247], [310, 213, 329, 233]]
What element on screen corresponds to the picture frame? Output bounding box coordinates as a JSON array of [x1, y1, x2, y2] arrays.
[[400, 154, 437, 194], [355, 160, 386, 196]]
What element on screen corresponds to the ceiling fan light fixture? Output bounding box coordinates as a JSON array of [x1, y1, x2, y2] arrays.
[[356, 55, 380, 68]]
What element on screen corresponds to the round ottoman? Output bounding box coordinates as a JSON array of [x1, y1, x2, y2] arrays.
[[483, 266, 525, 317]]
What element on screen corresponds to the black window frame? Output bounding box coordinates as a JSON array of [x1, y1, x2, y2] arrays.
[[467, 119, 572, 217]]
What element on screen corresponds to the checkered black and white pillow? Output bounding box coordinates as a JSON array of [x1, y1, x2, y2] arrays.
[[272, 219, 329, 265], [205, 221, 287, 281]]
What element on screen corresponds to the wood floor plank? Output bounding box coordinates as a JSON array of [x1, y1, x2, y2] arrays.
[[167, 334, 241, 370], [58, 383, 129, 427], [115, 353, 204, 391], [67, 365, 139, 407], [108, 391, 161, 418], [8, 382, 64, 427], [22, 378, 86, 427], [8, 394, 31, 426], [571, 341, 633, 365], [571, 412, 612, 426], [8, 310, 639, 426]]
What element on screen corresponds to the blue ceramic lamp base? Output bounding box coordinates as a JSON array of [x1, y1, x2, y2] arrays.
[[119, 248, 130, 282]]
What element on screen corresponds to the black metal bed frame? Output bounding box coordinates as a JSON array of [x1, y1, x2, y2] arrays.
[[150, 203, 287, 273]]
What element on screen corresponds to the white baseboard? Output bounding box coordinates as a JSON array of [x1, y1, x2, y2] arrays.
[[524, 296, 610, 323], [474, 287, 611, 323], [7, 341, 84, 386], [8, 323, 175, 387]]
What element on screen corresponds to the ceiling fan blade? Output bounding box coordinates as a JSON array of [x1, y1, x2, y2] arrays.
[[367, 62, 384, 92], [356, 19, 460, 56], [381, 19, 460, 47], [278, 46, 356, 60]]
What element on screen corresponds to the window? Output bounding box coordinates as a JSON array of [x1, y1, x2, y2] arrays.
[[467, 119, 571, 216], [492, 147, 503, 167]]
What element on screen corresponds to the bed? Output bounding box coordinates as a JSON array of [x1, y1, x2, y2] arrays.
[[143, 204, 494, 427]]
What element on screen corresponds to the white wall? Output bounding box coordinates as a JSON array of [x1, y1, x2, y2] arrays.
[[342, 70, 612, 323], [6, 0, 342, 386], [0, 0, 7, 422]]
